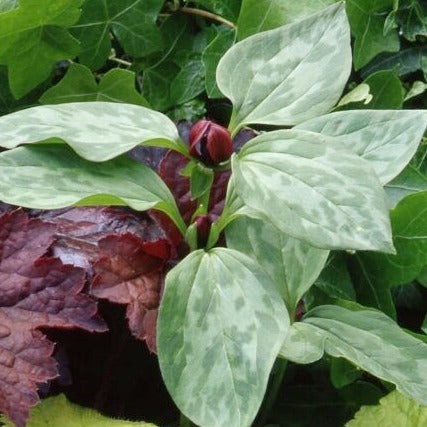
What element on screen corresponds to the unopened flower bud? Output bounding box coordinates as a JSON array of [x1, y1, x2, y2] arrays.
[[194, 214, 211, 248], [189, 120, 233, 165]]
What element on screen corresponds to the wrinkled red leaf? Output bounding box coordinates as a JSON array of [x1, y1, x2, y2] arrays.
[[0, 210, 106, 427], [91, 234, 167, 353]]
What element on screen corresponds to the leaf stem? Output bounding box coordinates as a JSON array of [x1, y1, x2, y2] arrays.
[[180, 6, 236, 28], [108, 55, 132, 67], [254, 358, 288, 427]]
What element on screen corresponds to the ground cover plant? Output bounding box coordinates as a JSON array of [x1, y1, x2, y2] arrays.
[[0, 1, 426, 426]]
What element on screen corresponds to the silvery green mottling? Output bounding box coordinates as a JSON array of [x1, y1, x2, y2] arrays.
[[298, 110, 427, 184], [0, 145, 185, 233], [217, 2, 351, 132], [0, 102, 185, 161], [226, 216, 329, 313], [157, 248, 289, 427], [232, 129, 394, 252], [300, 305, 427, 405]]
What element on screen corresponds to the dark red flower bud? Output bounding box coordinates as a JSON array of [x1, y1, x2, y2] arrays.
[[194, 214, 211, 248], [189, 120, 233, 165]]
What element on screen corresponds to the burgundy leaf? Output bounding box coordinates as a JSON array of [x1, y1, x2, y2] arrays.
[[91, 234, 168, 353], [0, 210, 106, 427]]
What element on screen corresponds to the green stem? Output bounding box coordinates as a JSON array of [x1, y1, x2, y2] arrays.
[[180, 6, 236, 28], [254, 358, 288, 427]]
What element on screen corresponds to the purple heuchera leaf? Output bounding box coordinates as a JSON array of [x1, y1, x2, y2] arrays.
[[0, 209, 107, 427]]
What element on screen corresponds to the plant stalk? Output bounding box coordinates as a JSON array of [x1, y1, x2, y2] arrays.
[[180, 6, 236, 28]]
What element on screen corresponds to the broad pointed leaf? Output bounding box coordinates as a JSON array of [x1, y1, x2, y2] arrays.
[[301, 305, 427, 405], [0, 102, 186, 161], [39, 64, 149, 106], [0, 0, 82, 98], [0, 145, 186, 235], [1, 394, 157, 426], [217, 2, 351, 132], [72, 0, 164, 70], [0, 210, 106, 427], [226, 216, 329, 313], [232, 129, 393, 252], [157, 248, 289, 427], [297, 110, 427, 184]]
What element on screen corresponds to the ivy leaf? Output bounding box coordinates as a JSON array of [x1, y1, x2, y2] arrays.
[[0, 0, 82, 98], [0, 101, 186, 161], [218, 2, 351, 133], [0, 209, 106, 427], [297, 110, 427, 184], [346, 0, 400, 70], [348, 191, 427, 315], [361, 70, 404, 109], [39, 63, 149, 106], [72, 0, 164, 70], [0, 145, 186, 235], [284, 305, 427, 405], [202, 27, 236, 98], [237, 0, 339, 39], [157, 248, 289, 427], [0, 394, 157, 426], [347, 391, 427, 426], [396, 0, 427, 42], [226, 216, 329, 313], [385, 165, 427, 207], [232, 129, 393, 252]]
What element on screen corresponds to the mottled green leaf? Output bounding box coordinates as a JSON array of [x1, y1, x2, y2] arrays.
[[202, 27, 235, 98], [405, 80, 427, 102], [279, 322, 325, 364], [226, 216, 329, 313], [0, 102, 186, 161], [346, 0, 399, 70], [217, 2, 351, 132], [39, 63, 149, 106], [385, 165, 427, 207], [72, 0, 163, 70], [232, 129, 393, 252], [0, 394, 156, 426], [0, 0, 18, 12], [188, 0, 241, 21], [237, 0, 338, 39], [303, 305, 427, 405], [350, 191, 427, 294], [158, 248, 289, 427], [298, 110, 427, 184], [347, 391, 427, 426], [0, 0, 82, 98], [0, 145, 185, 234], [337, 83, 372, 107]]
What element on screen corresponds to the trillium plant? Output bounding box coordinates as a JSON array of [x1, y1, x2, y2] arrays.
[[0, 3, 426, 427]]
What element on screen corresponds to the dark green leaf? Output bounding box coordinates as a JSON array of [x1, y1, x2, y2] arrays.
[[158, 248, 289, 427], [330, 358, 362, 389], [72, 0, 164, 70], [385, 165, 427, 208], [202, 27, 235, 98], [0, 0, 82, 98], [396, 0, 427, 41], [237, 0, 338, 39], [315, 253, 356, 300], [39, 63, 149, 106], [346, 0, 399, 70], [361, 70, 404, 109]]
